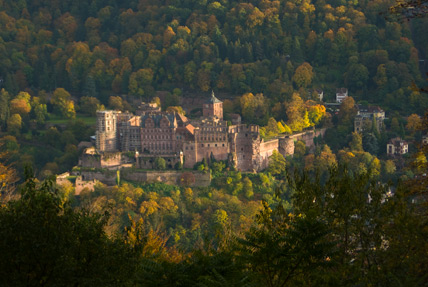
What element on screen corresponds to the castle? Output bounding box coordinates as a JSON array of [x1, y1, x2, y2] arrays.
[[95, 92, 295, 171]]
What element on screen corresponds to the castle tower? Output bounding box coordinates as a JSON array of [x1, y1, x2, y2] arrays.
[[96, 110, 118, 152], [203, 90, 223, 120]]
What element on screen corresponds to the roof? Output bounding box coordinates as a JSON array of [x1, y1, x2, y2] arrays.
[[184, 124, 195, 135], [206, 90, 222, 104], [141, 113, 176, 128], [389, 137, 408, 145], [357, 105, 384, 113]]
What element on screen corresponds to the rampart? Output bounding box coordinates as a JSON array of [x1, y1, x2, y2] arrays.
[[77, 168, 210, 187], [289, 128, 326, 147], [256, 139, 279, 170], [121, 170, 211, 187]]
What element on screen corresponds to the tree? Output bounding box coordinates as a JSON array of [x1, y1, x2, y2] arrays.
[[406, 113, 422, 134], [128, 68, 154, 97], [240, 93, 268, 125], [349, 132, 363, 151], [267, 150, 286, 176], [338, 96, 357, 126], [363, 132, 379, 155], [286, 94, 310, 132], [10, 92, 31, 116], [292, 62, 314, 88], [237, 200, 333, 287], [265, 117, 279, 137], [0, 175, 135, 286], [31, 97, 48, 125], [80, 96, 102, 116], [166, 106, 186, 115], [0, 141, 18, 203], [154, 157, 166, 170], [345, 63, 369, 92], [7, 114, 21, 135], [290, 165, 428, 285], [51, 88, 75, 119], [108, 96, 124, 111], [0, 89, 10, 130]]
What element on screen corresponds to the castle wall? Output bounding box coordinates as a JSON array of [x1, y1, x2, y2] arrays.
[[196, 142, 229, 163], [289, 129, 326, 147], [121, 170, 211, 187], [256, 139, 279, 170], [279, 137, 295, 157], [137, 154, 181, 169], [100, 152, 122, 168], [79, 153, 102, 169], [75, 176, 97, 195], [183, 141, 197, 168], [80, 170, 117, 185]]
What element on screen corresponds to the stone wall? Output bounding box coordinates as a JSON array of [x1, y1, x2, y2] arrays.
[[100, 152, 122, 168], [289, 128, 326, 147], [80, 170, 117, 185], [79, 153, 102, 169], [75, 176, 97, 195], [121, 170, 211, 187], [79, 169, 210, 187], [279, 137, 295, 157], [229, 124, 259, 171], [257, 139, 279, 170]]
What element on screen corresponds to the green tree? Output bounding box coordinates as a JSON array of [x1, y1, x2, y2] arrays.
[[267, 150, 286, 176], [0, 175, 135, 286], [349, 132, 363, 151], [51, 88, 75, 119], [154, 157, 166, 170], [128, 68, 154, 97], [0, 89, 10, 130], [345, 63, 369, 92], [237, 200, 332, 287], [7, 114, 21, 135], [80, 96, 102, 116], [31, 97, 48, 125], [290, 166, 428, 285]]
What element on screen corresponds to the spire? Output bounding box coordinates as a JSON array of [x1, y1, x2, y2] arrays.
[[206, 90, 222, 104]]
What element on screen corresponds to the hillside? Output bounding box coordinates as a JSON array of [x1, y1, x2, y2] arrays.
[[0, 0, 426, 115]]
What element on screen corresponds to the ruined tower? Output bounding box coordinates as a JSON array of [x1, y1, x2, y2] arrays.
[[203, 91, 223, 120], [96, 110, 118, 152]]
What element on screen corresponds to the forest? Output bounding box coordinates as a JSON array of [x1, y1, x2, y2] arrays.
[[0, 0, 427, 285]]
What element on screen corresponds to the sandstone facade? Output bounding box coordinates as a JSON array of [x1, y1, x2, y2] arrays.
[[95, 93, 320, 171]]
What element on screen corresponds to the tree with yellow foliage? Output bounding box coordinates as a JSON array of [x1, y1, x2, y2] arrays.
[[51, 88, 75, 119], [292, 62, 314, 88]]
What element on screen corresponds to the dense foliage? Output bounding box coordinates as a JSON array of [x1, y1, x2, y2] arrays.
[[1, 164, 427, 286], [0, 0, 426, 114]]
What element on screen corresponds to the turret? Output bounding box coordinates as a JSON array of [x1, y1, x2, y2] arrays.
[[203, 90, 223, 120]]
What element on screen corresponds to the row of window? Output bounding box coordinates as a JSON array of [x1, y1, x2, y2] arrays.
[[185, 143, 225, 150], [198, 136, 226, 141]]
